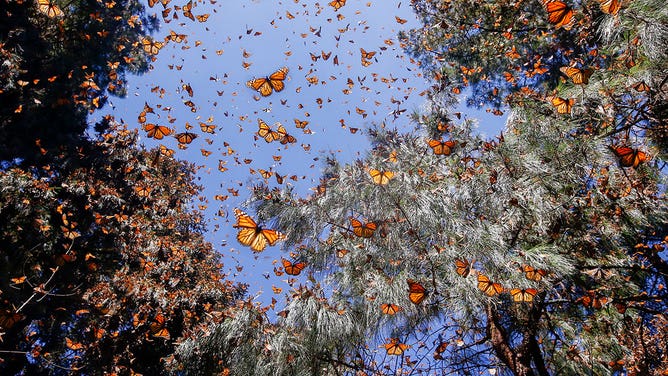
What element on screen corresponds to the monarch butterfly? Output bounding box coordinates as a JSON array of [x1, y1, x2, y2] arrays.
[[175, 131, 197, 145], [277, 125, 297, 144], [282, 258, 306, 276], [200, 123, 216, 133], [609, 145, 649, 168], [257, 119, 282, 143], [143, 124, 172, 140], [350, 218, 377, 238], [551, 97, 575, 114], [384, 338, 409, 355], [522, 265, 548, 281], [477, 274, 503, 296], [598, 0, 622, 14], [233, 208, 285, 252], [246, 67, 289, 97], [65, 337, 85, 350], [632, 81, 650, 92], [560, 66, 594, 85], [395, 16, 408, 24], [580, 291, 608, 309], [360, 48, 376, 60], [545, 1, 574, 30], [149, 313, 170, 339], [294, 118, 309, 128], [182, 0, 194, 20], [37, 0, 63, 17], [510, 288, 537, 302], [329, 0, 345, 11], [369, 169, 394, 185], [427, 139, 457, 156], [407, 279, 427, 304], [142, 38, 164, 55], [455, 259, 471, 278], [380, 303, 402, 315], [0, 310, 23, 329]]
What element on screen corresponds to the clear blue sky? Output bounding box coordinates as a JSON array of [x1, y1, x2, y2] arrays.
[[96, 0, 506, 309]]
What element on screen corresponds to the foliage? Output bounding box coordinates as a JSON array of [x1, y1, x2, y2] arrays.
[[178, 0, 668, 374], [0, 122, 243, 375], [0, 0, 158, 162]]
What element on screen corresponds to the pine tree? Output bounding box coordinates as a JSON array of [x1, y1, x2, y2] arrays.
[[179, 0, 667, 374]]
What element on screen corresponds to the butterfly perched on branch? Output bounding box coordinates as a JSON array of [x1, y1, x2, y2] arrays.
[[477, 274, 503, 296], [350, 217, 377, 238], [407, 279, 427, 304], [233, 208, 285, 252], [543, 0, 574, 30], [609, 145, 649, 169]]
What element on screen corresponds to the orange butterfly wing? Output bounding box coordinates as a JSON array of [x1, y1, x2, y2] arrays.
[[369, 169, 394, 185], [351, 218, 376, 238], [407, 279, 426, 304], [546, 1, 574, 29], [560, 66, 593, 85], [380, 303, 402, 315], [282, 258, 306, 276], [257, 119, 281, 143], [268, 67, 289, 93], [384, 338, 409, 355], [510, 288, 537, 302], [233, 208, 284, 252], [477, 274, 503, 296], [610, 145, 648, 168], [551, 97, 574, 114], [455, 259, 470, 277], [144, 124, 172, 140], [599, 0, 621, 14], [247, 77, 272, 96], [175, 131, 197, 144], [149, 313, 170, 339], [427, 139, 456, 155], [522, 265, 547, 281]]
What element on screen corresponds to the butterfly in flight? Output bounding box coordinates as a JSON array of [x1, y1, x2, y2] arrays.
[[407, 279, 427, 304], [175, 131, 197, 145], [329, 0, 346, 11], [257, 119, 282, 143], [233, 208, 285, 252], [350, 217, 377, 238], [384, 338, 409, 355], [142, 38, 164, 55], [609, 145, 649, 168], [143, 124, 172, 140], [282, 258, 306, 276], [246, 67, 289, 97]]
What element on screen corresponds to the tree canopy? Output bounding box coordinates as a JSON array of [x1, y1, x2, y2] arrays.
[[177, 0, 667, 375]]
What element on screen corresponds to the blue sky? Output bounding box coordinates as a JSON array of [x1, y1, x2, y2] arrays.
[[97, 0, 506, 309]]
